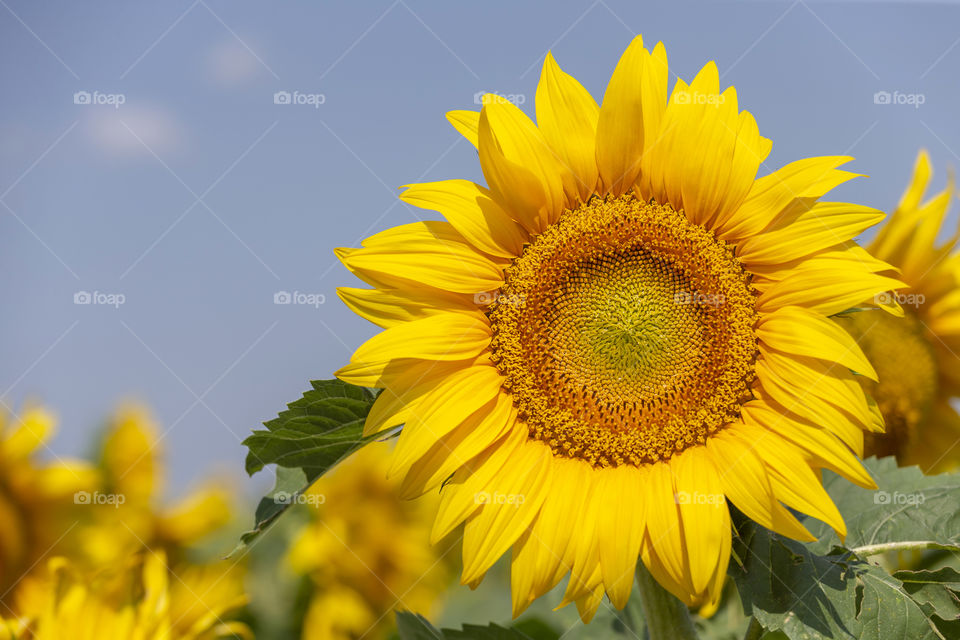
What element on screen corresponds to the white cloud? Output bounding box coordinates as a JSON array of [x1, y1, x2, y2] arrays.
[[205, 39, 263, 88], [85, 105, 185, 157]]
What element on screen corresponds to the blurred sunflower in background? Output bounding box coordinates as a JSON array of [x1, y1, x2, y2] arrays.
[[336, 34, 903, 618], [71, 404, 250, 636], [1, 552, 249, 640], [286, 443, 452, 640], [838, 150, 960, 473], [74, 404, 235, 570], [0, 403, 250, 638], [0, 405, 95, 607]]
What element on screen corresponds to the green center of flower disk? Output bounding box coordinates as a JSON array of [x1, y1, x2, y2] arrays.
[[488, 195, 760, 467], [842, 309, 938, 457]]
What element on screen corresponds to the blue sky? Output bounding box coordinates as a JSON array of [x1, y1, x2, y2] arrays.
[[2, 0, 958, 495]]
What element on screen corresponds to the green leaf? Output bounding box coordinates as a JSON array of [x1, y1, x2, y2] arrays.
[[893, 567, 960, 634], [395, 612, 559, 640], [244, 379, 380, 477], [732, 523, 946, 640], [235, 379, 386, 554], [807, 457, 960, 556]]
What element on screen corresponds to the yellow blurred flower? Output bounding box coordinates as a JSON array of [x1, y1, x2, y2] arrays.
[[287, 443, 452, 640], [63, 403, 250, 640], [840, 150, 960, 472], [0, 405, 95, 604], [1, 552, 250, 640], [75, 403, 233, 569]]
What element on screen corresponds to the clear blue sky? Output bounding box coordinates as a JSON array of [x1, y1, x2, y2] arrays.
[[2, 0, 958, 495]]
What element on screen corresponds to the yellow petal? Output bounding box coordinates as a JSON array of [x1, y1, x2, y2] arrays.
[[349, 311, 491, 366], [737, 422, 847, 539], [478, 100, 564, 228], [400, 180, 527, 258], [536, 51, 600, 202], [598, 464, 647, 608], [737, 202, 885, 265], [510, 457, 584, 617], [337, 287, 476, 329], [399, 393, 517, 498], [721, 156, 859, 241], [758, 269, 904, 316], [389, 363, 504, 476], [431, 425, 527, 543], [461, 441, 552, 584], [742, 399, 875, 489], [672, 447, 726, 595], [447, 110, 480, 148], [757, 305, 877, 380], [596, 35, 660, 195], [339, 221, 505, 294], [706, 429, 815, 542]]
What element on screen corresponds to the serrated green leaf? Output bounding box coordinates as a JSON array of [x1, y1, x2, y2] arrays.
[[732, 522, 946, 640], [807, 457, 960, 556], [893, 567, 960, 622], [244, 379, 379, 477], [235, 379, 386, 554]]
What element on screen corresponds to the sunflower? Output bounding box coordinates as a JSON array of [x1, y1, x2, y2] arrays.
[[838, 150, 960, 472], [335, 35, 901, 619], [0, 405, 95, 605], [68, 404, 247, 638], [2, 552, 250, 640], [287, 443, 452, 640], [75, 404, 233, 570]]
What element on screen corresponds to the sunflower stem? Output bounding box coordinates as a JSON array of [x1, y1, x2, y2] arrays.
[[633, 562, 700, 640]]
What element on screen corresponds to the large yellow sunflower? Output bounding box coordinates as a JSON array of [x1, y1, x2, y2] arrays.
[[838, 150, 960, 472], [335, 35, 902, 619]]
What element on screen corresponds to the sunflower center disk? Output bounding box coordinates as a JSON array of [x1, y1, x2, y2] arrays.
[[843, 310, 938, 456], [488, 195, 759, 467]]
